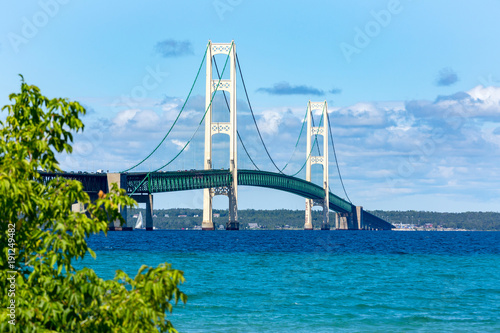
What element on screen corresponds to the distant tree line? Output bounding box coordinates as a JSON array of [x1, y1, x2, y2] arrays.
[[369, 210, 500, 231], [127, 208, 500, 231], [127, 208, 336, 230]]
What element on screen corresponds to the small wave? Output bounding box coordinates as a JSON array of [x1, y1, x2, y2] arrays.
[[391, 250, 410, 255]]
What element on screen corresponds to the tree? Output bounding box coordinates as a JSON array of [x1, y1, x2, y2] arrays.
[[0, 77, 186, 332]]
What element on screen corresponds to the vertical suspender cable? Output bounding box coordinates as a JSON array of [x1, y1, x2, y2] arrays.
[[235, 54, 285, 174], [121, 43, 210, 173], [288, 104, 325, 177], [326, 111, 351, 203], [236, 54, 319, 176], [235, 54, 309, 173], [213, 58, 260, 171]]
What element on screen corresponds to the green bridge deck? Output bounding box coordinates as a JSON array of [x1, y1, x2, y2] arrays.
[[127, 169, 353, 213], [39, 169, 393, 229]]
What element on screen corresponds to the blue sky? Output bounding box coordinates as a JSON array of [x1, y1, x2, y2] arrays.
[[1, 0, 500, 213]]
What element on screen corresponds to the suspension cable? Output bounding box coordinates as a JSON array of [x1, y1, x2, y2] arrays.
[[121, 43, 210, 173], [213, 57, 260, 170], [235, 54, 319, 176], [128, 42, 234, 195], [279, 105, 308, 173], [235, 53, 285, 174], [326, 111, 351, 203], [236, 52, 328, 177]]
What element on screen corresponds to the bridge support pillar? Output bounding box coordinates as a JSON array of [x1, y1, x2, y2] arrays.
[[202, 189, 214, 230], [321, 197, 330, 230], [145, 195, 154, 231], [304, 101, 329, 230], [72, 202, 84, 213], [354, 206, 363, 230], [304, 199, 313, 230], [227, 187, 239, 230], [203, 40, 239, 230], [107, 173, 128, 231], [321, 200, 330, 230], [306, 199, 331, 230], [132, 194, 154, 230], [335, 212, 350, 230]]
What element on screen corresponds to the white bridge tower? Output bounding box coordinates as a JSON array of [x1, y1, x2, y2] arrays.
[[202, 41, 239, 230], [304, 101, 330, 230]]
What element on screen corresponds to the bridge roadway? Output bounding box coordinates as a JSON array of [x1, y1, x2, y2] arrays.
[[39, 169, 393, 230]]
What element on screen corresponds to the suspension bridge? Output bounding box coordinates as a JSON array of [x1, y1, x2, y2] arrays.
[[40, 41, 394, 231]]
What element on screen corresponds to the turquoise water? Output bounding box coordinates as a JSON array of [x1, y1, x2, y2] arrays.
[[78, 231, 500, 332]]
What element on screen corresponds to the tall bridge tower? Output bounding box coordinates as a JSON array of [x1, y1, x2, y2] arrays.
[[202, 41, 239, 230], [304, 101, 330, 230]]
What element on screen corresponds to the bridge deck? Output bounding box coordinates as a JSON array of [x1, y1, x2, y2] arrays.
[[39, 169, 394, 229]]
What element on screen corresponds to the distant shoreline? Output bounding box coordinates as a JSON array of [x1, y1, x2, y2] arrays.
[[125, 208, 500, 231]]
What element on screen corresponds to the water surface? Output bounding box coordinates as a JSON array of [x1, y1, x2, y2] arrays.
[[78, 231, 500, 332]]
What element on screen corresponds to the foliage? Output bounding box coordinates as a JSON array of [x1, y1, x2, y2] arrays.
[[0, 77, 186, 332]]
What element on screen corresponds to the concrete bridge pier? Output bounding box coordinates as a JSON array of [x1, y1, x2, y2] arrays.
[[335, 212, 350, 230], [107, 173, 128, 231], [307, 199, 330, 230], [334, 206, 364, 230], [354, 206, 364, 230], [72, 202, 84, 213], [72, 193, 97, 213], [321, 199, 330, 230], [304, 199, 314, 230], [202, 188, 214, 230], [132, 194, 154, 230], [227, 187, 239, 230]]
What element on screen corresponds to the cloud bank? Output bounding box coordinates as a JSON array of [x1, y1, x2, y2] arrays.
[[63, 85, 500, 211]]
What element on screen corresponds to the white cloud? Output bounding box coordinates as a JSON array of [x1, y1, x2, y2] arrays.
[[133, 110, 161, 130], [113, 109, 138, 127], [482, 126, 500, 147], [425, 85, 500, 119], [160, 95, 204, 122], [467, 85, 500, 106], [171, 139, 189, 151], [331, 101, 398, 127], [257, 110, 283, 135], [111, 109, 162, 132]]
